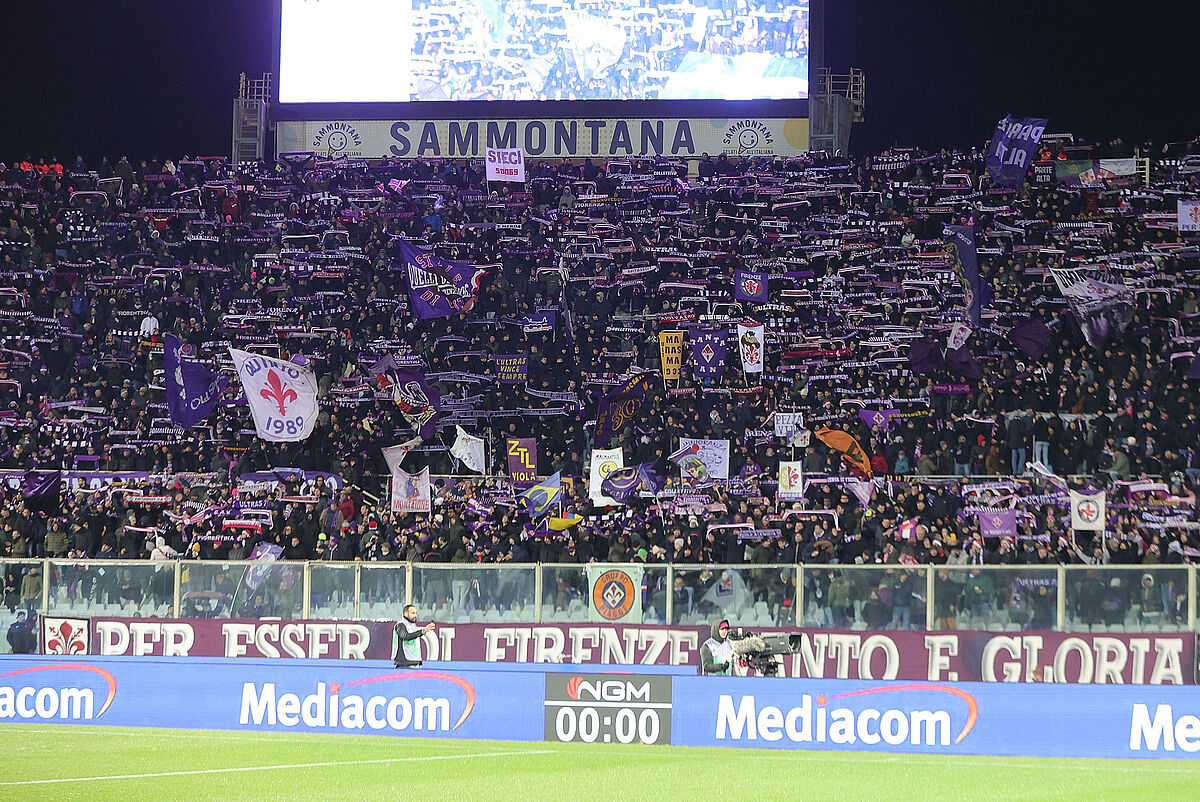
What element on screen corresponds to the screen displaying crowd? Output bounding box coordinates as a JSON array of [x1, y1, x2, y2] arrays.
[[278, 0, 809, 103], [1, 134, 1199, 615]]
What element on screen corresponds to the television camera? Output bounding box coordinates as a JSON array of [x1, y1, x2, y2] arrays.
[[726, 627, 802, 677]]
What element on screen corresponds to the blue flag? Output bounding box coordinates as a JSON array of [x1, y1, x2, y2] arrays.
[[164, 332, 228, 429], [945, 225, 982, 325], [734, 270, 769, 303], [520, 472, 562, 516], [401, 240, 487, 320]]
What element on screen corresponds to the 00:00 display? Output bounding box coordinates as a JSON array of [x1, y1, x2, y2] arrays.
[[553, 706, 661, 743]]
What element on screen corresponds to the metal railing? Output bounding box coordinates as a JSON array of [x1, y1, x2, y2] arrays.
[[1, 561, 1193, 651]]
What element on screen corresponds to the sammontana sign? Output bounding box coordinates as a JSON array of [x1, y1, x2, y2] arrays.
[[277, 117, 810, 160]]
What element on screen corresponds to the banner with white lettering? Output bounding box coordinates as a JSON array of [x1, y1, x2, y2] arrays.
[[485, 147, 526, 182]]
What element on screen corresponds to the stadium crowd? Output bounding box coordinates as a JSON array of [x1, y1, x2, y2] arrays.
[[0, 133, 1198, 620]]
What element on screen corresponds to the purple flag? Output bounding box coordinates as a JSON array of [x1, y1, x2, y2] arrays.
[[985, 116, 1047, 189], [945, 225, 982, 325], [21, 470, 61, 514], [691, 328, 727, 381], [164, 332, 229, 429], [401, 240, 487, 320], [1007, 317, 1051, 360], [977, 509, 1018, 539], [907, 339, 944, 374], [600, 462, 666, 503], [600, 465, 642, 503], [1188, 352, 1200, 380], [734, 270, 769, 303], [944, 345, 983, 381], [372, 362, 442, 440], [858, 408, 898, 432], [244, 542, 284, 591], [593, 373, 652, 449]]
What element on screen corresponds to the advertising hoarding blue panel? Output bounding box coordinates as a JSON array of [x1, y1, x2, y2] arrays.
[[672, 676, 1200, 759]]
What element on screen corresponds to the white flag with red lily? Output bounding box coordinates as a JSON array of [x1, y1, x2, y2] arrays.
[[229, 348, 319, 442]]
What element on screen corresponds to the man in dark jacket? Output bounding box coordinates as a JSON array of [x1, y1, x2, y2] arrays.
[[394, 604, 435, 668]]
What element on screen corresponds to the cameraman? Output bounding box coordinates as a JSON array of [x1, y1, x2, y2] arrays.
[[394, 604, 436, 668], [699, 619, 733, 676]]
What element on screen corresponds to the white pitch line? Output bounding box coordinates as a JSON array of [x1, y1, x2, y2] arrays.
[[0, 749, 556, 787]]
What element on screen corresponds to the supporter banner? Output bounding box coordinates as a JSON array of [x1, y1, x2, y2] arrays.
[[734, 270, 769, 303], [985, 115, 1047, 188], [736, 324, 765, 373], [586, 565, 644, 623], [945, 225, 981, 325], [277, 117, 811, 160], [1070, 490, 1106, 531], [1178, 199, 1200, 232], [47, 621, 1198, 687], [588, 447, 624, 506], [977, 508, 1018, 538], [494, 354, 529, 384], [0, 654, 542, 742], [1050, 267, 1135, 348], [672, 437, 731, 480], [485, 147, 526, 182], [391, 466, 432, 513], [449, 426, 487, 473], [658, 331, 684, 381], [506, 437, 538, 482], [778, 461, 805, 500], [593, 373, 653, 450], [774, 412, 804, 439], [401, 241, 487, 320], [690, 328, 727, 381], [673, 675, 1200, 758], [164, 333, 227, 429], [229, 348, 319, 442]]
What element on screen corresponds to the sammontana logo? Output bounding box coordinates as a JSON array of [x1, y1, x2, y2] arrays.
[[723, 120, 774, 155], [239, 671, 475, 732], [312, 122, 363, 157], [716, 684, 978, 747]]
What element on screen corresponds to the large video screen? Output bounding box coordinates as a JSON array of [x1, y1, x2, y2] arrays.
[[278, 0, 809, 104]]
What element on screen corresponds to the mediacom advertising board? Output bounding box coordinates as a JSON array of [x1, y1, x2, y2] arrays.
[[672, 676, 1200, 759], [0, 657, 541, 741], [277, 117, 810, 160], [2, 657, 1198, 759]]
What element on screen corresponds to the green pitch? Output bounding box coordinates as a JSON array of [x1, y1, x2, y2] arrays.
[[1, 724, 1196, 801]]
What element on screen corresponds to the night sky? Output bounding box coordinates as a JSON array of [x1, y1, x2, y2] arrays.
[[1, 1, 1197, 161]]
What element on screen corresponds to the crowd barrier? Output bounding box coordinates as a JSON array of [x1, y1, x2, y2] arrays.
[[0, 655, 1196, 759], [37, 617, 1199, 685], [4, 560, 1197, 637]]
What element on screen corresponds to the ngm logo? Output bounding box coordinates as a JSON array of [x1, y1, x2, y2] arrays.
[[0, 665, 117, 721], [566, 676, 651, 703], [239, 671, 475, 733], [716, 684, 978, 748]]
